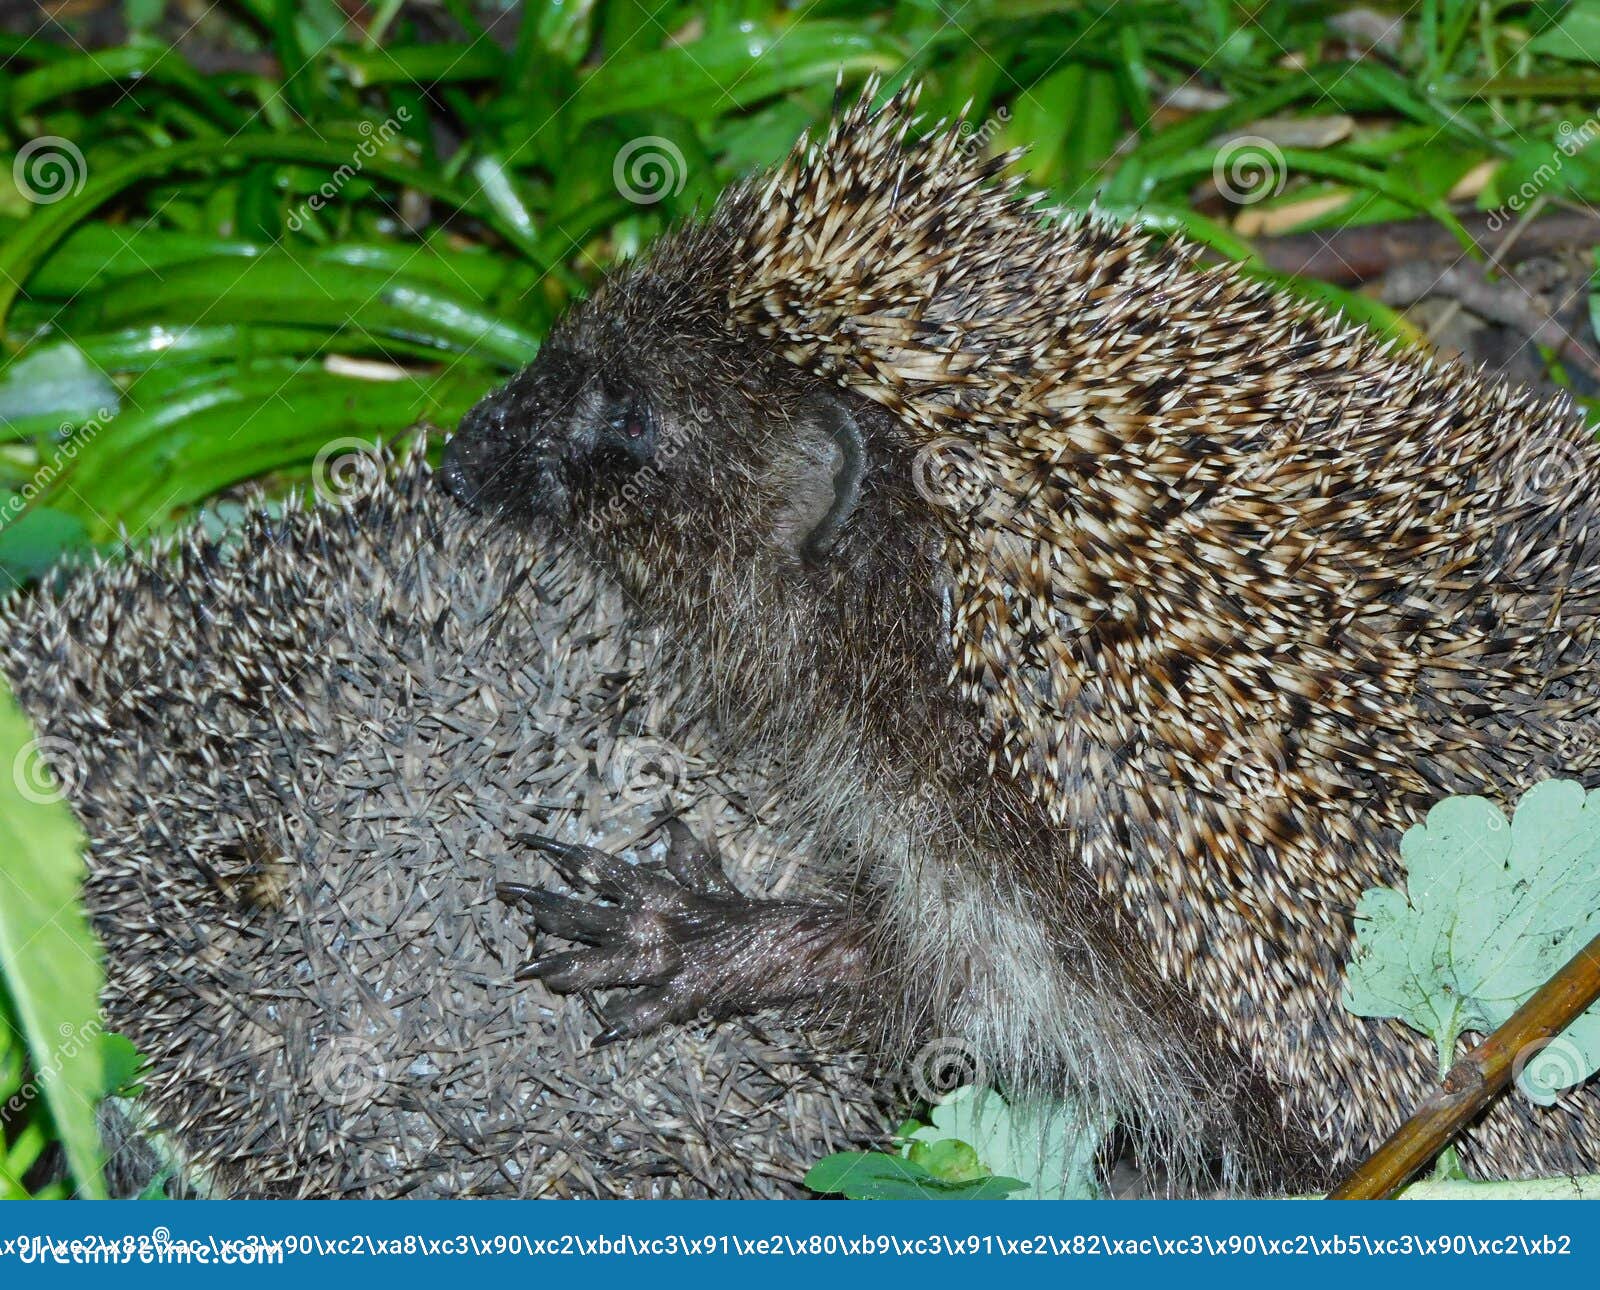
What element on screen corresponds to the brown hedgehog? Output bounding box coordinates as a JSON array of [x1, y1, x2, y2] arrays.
[[443, 81, 1600, 1193]]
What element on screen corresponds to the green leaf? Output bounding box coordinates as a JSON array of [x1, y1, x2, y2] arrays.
[[123, 0, 165, 40], [1528, 1, 1600, 65], [804, 1151, 1026, 1200], [135, 1170, 173, 1201], [1485, 135, 1600, 209], [1590, 249, 1600, 348], [904, 1085, 1107, 1200], [0, 504, 90, 592], [99, 1032, 145, 1099], [0, 681, 105, 1196], [38, 363, 486, 539], [0, 341, 119, 433], [331, 43, 505, 88], [63, 256, 540, 369], [9, 44, 248, 129], [577, 22, 902, 123], [0, 134, 543, 331], [1345, 780, 1600, 1100], [905, 1137, 987, 1183]]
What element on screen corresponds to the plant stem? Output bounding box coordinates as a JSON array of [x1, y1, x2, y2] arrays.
[[1328, 929, 1600, 1199]]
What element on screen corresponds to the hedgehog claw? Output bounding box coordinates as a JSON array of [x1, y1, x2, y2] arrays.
[[497, 884, 621, 942], [516, 945, 675, 991], [589, 1024, 628, 1050], [661, 818, 739, 897], [513, 833, 599, 885], [513, 955, 554, 982], [593, 991, 680, 1046], [514, 831, 675, 900], [498, 820, 865, 1040]]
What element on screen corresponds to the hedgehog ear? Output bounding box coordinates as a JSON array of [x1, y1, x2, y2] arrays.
[[783, 395, 864, 567]]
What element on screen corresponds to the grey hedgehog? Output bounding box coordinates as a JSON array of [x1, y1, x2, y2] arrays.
[[2, 452, 883, 1198], [444, 82, 1600, 1193]]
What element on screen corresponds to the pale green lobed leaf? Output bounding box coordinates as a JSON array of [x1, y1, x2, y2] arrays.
[[1344, 780, 1600, 1098]]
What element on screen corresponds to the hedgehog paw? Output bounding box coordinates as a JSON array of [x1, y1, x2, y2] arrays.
[[497, 820, 863, 1045]]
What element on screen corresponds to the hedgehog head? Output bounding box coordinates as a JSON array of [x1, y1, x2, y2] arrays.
[[444, 263, 944, 632], [456, 311, 838, 551]]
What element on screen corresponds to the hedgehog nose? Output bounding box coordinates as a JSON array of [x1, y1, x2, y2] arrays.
[[439, 435, 484, 511], [439, 448, 478, 510], [441, 388, 514, 511]]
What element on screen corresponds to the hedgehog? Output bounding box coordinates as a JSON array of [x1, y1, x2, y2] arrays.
[[1, 450, 884, 1198], [441, 81, 1600, 1194]]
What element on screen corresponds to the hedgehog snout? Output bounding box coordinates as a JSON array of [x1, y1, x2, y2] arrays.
[[442, 382, 557, 518], [439, 415, 500, 514], [438, 441, 482, 511]]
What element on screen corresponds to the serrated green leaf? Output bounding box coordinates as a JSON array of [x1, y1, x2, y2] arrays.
[[1344, 780, 1600, 1101]]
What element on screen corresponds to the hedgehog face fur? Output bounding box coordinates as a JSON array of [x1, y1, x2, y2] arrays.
[[446, 80, 1600, 1193]]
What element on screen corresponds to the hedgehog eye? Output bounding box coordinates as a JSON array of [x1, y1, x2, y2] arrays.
[[609, 409, 645, 440], [594, 394, 655, 468]]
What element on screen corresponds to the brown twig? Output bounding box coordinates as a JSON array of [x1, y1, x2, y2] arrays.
[[1327, 930, 1600, 1200]]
